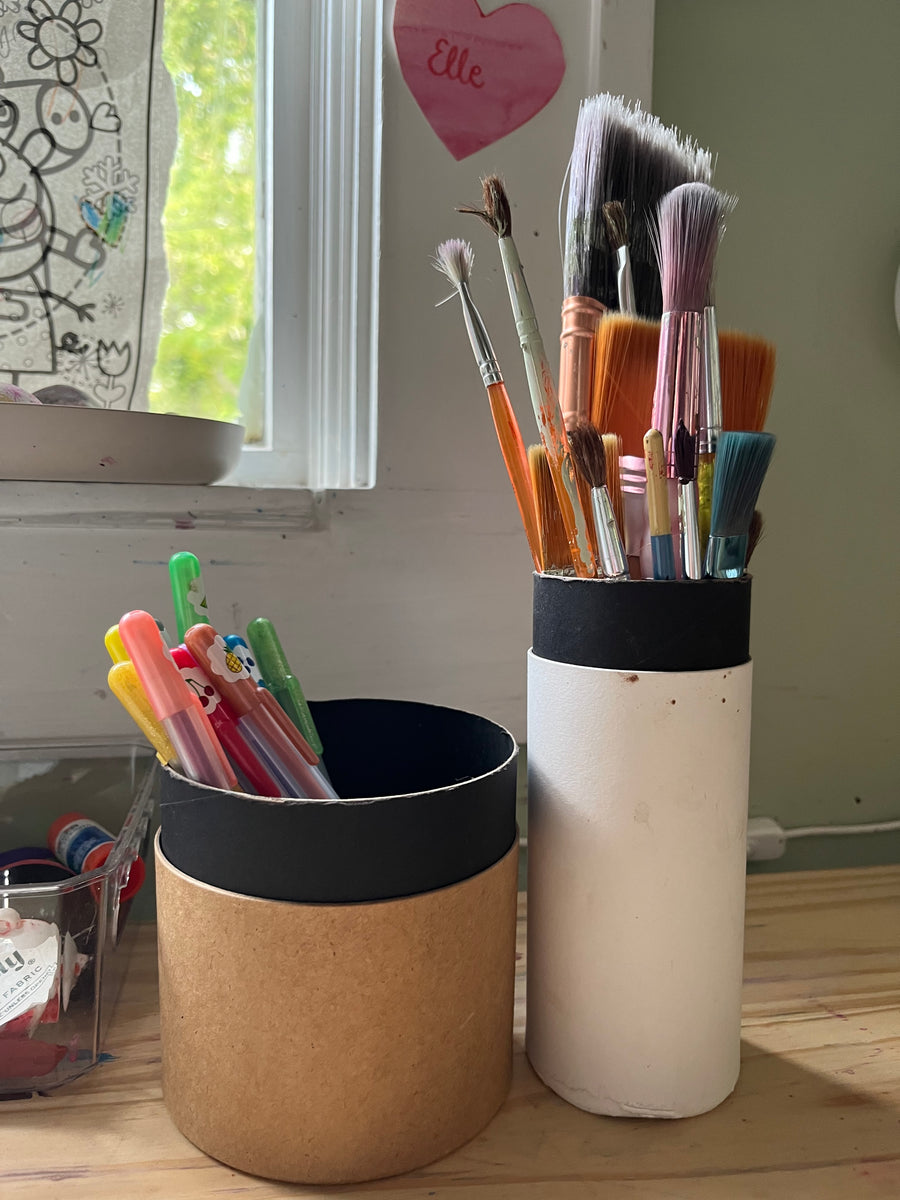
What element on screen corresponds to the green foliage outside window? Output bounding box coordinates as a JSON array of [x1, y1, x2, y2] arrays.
[[149, 0, 257, 426]]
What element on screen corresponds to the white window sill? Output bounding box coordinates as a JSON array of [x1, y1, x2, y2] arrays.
[[0, 479, 325, 531]]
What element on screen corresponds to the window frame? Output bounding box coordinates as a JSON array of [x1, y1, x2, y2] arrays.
[[222, 0, 383, 492]]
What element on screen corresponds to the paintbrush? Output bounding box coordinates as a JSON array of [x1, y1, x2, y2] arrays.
[[561, 96, 713, 427], [560, 96, 613, 429], [591, 315, 659, 575], [696, 282, 723, 554], [528, 444, 571, 573], [591, 312, 659, 458], [643, 428, 675, 580], [674, 419, 702, 579], [651, 183, 735, 476], [568, 422, 629, 578], [705, 431, 776, 578], [719, 331, 776, 431], [746, 510, 765, 565], [601, 200, 635, 314], [699, 328, 776, 552], [601, 432, 625, 546], [460, 175, 595, 577], [433, 239, 542, 572]]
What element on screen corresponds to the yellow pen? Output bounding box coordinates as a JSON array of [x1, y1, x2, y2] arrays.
[[105, 624, 128, 664], [108, 660, 178, 767]]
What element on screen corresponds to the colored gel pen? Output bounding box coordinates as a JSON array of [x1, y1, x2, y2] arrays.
[[185, 624, 338, 800], [246, 617, 324, 757], [169, 551, 211, 642], [119, 610, 238, 791], [171, 645, 282, 798], [107, 660, 178, 767], [224, 634, 268, 688]]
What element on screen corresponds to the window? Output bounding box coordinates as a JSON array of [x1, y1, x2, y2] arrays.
[[152, 0, 382, 490]]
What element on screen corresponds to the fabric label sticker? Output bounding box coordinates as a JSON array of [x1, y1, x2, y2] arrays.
[[0, 930, 60, 1027]]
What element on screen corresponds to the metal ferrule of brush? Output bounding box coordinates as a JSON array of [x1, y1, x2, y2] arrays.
[[678, 479, 702, 580], [705, 533, 749, 580], [651, 311, 702, 476], [615, 245, 636, 315], [559, 295, 604, 428], [699, 306, 723, 455], [590, 486, 628, 578], [458, 282, 503, 387]]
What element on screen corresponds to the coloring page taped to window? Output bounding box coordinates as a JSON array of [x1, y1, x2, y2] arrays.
[[0, 1, 175, 408]]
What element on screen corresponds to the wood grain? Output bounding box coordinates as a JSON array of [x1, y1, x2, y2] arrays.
[[3, 866, 899, 1199]]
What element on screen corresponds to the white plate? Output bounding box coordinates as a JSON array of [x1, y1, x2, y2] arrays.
[[0, 406, 245, 485]]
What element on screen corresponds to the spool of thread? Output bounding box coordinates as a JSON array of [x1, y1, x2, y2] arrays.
[[0, 846, 76, 886], [48, 813, 146, 903]]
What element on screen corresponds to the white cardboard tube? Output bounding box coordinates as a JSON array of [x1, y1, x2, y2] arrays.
[[526, 650, 752, 1118]]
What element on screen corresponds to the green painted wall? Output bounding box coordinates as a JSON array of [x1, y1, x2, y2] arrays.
[[652, 0, 900, 870]]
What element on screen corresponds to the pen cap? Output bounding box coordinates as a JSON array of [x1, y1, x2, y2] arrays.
[[169, 551, 210, 642], [104, 624, 128, 664], [184, 623, 259, 718], [119, 610, 194, 723], [246, 617, 292, 687], [224, 634, 267, 687]]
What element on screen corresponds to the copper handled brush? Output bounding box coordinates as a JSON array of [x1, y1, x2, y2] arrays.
[[561, 96, 713, 427], [433, 239, 542, 571], [650, 182, 736, 476], [560, 99, 611, 429], [460, 176, 595, 578]]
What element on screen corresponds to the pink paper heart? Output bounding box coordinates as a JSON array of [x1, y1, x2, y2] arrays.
[[393, 0, 565, 161]]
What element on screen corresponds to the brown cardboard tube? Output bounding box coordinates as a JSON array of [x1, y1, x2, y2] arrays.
[[156, 832, 518, 1185]]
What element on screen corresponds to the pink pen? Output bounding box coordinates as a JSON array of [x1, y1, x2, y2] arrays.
[[171, 646, 283, 798], [184, 623, 338, 800], [118, 610, 238, 791]]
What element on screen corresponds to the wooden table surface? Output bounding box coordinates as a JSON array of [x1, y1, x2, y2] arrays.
[[4, 866, 899, 1199]]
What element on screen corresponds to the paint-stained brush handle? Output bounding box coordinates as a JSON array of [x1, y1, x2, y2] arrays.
[[497, 237, 595, 577], [487, 381, 542, 571], [643, 428, 676, 581]]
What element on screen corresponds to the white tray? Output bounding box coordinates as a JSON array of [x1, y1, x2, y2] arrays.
[[0, 406, 245, 485]]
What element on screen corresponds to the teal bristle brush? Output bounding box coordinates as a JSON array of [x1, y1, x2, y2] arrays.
[[705, 432, 776, 578]]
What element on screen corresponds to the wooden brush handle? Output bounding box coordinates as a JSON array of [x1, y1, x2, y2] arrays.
[[559, 296, 605, 430], [643, 428, 670, 537], [487, 381, 543, 571]]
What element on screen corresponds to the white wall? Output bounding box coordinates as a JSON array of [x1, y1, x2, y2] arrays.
[[0, 3, 653, 746]]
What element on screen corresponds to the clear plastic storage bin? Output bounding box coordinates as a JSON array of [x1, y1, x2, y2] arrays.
[[0, 742, 156, 1096]]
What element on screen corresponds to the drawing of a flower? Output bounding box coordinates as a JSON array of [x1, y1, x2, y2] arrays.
[[18, 1, 103, 87], [96, 339, 131, 379]]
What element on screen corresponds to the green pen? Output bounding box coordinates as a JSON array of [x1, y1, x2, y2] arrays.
[[246, 617, 323, 758], [169, 551, 211, 643]]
